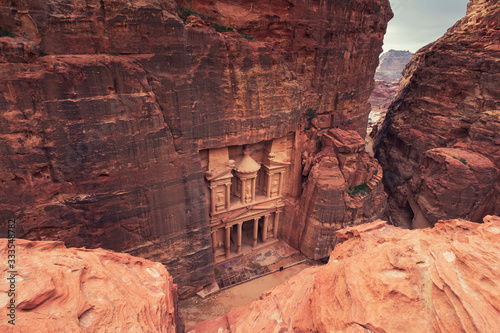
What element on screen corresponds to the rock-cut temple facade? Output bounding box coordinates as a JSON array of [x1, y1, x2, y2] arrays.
[[201, 137, 291, 262]]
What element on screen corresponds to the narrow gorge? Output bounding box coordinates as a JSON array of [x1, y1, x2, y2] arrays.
[[0, 0, 499, 331], [0, 0, 392, 296]]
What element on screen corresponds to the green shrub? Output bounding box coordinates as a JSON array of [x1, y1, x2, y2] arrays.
[[0, 27, 15, 37], [177, 5, 205, 21], [213, 24, 234, 33], [452, 156, 467, 165], [347, 183, 371, 196], [305, 107, 317, 123], [240, 32, 255, 40]]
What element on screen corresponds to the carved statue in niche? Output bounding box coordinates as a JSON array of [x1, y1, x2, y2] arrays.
[[216, 191, 224, 204], [215, 189, 226, 212], [244, 183, 252, 202]]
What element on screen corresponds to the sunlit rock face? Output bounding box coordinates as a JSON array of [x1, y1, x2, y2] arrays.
[[368, 49, 413, 134], [189, 216, 500, 333], [0, 0, 392, 294], [375, 0, 500, 228], [0, 239, 180, 332], [375, 49, 414, 82], [286, 129, 387, 260]]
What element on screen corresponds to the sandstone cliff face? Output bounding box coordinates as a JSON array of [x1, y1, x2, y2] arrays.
[[0, 239, 179, 332], [189, 216, 500, 332], [284, 128, 386, 259], [375, 0, 500, 228], [0, 0, 392, 293], [374, 49, 414, 82], [367, 50, 412, 152]]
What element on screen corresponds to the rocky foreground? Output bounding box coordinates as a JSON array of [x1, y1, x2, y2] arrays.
[[190, 216, 500, 332], [1, 217, 499, 332], [0, 239, 180, 332]]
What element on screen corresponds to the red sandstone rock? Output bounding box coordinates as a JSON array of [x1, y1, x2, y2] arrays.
[[189, 217, 500, 332], [0, 239, 179, 332], [374, 50, 414, 82], [0, 0, 392, 293], [286, 129, 387, 260], [368, 80, 399, 127], [375, 0, 500, 227], [368, 50, 413, 134], [406, 148, 497, 228], [324, 128, 366, 154]]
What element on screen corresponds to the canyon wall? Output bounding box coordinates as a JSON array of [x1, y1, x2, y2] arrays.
[[0, 239, 180, 332], [189, 216, 500, 332], [374, 49, 414, 82], [375, 0, 500, 228], [0, 0, 392, 293], [284, 128, 386, 260], [369, 49, 413, 129]]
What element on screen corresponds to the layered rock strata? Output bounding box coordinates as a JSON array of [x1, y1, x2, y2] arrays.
[[374, 49, 414, 82], [0, 0, 392, 293], [375, 0, 500, 228], [189, 216, 500, 332], [284, 128, 386, 259], [0, 239, 180, 332], [367, 50, 413, 145]]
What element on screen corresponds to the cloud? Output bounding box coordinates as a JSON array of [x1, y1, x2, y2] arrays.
[[383, 0, 469, 52]]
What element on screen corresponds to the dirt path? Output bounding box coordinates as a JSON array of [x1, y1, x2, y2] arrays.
[[179, 262, 314, 330]]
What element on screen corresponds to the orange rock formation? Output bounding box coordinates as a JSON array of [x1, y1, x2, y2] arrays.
[[0, 0, 392, 294], [0, 239, 180, 332], [375, 0, 500, 228], [189, 216, 500, 332]]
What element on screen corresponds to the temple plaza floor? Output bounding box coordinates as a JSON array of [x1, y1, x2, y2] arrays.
[[178, 240, 316, 329]]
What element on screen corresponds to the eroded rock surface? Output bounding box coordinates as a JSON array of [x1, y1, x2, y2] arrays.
[[374, 49, 414, 82], [367, 50, 413, 151], [0, 239, 180, 332], [375, 0, 500, 227], [285, 128, 386, 259], [0, 0, 392, 293], [189, 216, 500, 332], [369, 50, 413, 122], [407, 148, 497, 228]]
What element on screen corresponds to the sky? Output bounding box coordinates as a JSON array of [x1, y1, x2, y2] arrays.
[[383, 0, 470, 53]]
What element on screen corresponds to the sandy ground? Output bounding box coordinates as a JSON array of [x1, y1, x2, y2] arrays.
[[179, 262, 314, 330]]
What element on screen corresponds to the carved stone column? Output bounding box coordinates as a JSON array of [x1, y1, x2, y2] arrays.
[[273, 211, 280, 239], [266, 171, 272, 198], [240, 179, 246, 204], [225, 183, 231, 210], [262, 215, 269, 243], [211, 230, 217, 262], [225, 226, 231, 259], [210, 186, 216, 214], [253, 218, 259, 248], [237, 222, 242, 255], [278, 172, 284, 196], [251, 177, 256, 202]]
